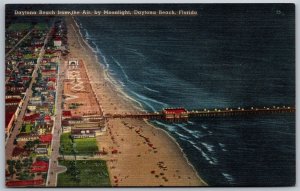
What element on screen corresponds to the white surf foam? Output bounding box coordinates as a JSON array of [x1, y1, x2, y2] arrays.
[[144, 86, 160, 93], [154, 121, 177, 132], [175, 131, 191, 140], [193, 145, 218, 165], [201, 142, 215, 152], [222, 172, 235, 183]]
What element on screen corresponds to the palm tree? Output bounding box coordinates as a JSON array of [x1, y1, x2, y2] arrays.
[[24, 141, 35, 151], [72, 147, 78, 161], [8, 165, 14, 178], [74, 174, 81, 182], [33, 139, 40, 145], [16, 160, 22, 172], [69, 135, 74, 143], [60, 145, 65, 160], [28, 157, 33, 166]]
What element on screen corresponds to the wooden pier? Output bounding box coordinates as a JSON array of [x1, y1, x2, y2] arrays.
[[188, 106, 295, 118], [105, 113, 163, 120], [104, 106, 295, 121]]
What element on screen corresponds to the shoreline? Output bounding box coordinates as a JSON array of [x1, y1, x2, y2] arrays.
[[143, 119, 207, 184], [67, 16, 207, 186], [73, 17, 152, 113], [73, 19, 204, 180]]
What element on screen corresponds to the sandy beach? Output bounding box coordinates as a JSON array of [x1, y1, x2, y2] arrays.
[[65, 16, 207, 187]]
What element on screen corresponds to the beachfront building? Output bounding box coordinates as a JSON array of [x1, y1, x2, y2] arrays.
[[62, 110, 72, 119], [62, 119, 71, 132], [70, 122, 105, 138], [71, 128, 97, 139], [162, 108, 189, 122], [61, 113, 106, 138], [53, 37, 62, 47]]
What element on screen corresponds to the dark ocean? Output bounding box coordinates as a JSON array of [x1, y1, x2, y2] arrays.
[[74, 4, 295, 186]]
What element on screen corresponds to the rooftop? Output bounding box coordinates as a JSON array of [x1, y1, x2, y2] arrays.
[[23, 113, 40, 122], [62, 110, 72, 117], [6, 98, 22, 104], [39, 134, 52, 143], [5, 112, 15, 127], [163, 108, 187, 114]]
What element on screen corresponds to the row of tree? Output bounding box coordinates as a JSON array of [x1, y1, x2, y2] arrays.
[[24, 139, 40, 151], [66, 161, 81, 182], [7, 157, 33, 178]]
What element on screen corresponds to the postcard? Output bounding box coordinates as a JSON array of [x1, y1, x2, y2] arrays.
[[5, 4, 295, 187]]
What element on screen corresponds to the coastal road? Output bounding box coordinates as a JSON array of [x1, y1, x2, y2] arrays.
[[46, 56, 66, 187], [5, 32, 50, 159]]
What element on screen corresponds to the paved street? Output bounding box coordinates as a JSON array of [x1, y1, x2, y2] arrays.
[[5, 29, 33, 58], [46, 57, 66, 187]]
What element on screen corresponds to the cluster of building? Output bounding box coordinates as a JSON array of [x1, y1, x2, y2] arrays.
[[5, 23, 31, 52], [5, 23, 49, 141], [61, 111, 106, 139], [5, 18, 68, 186]]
